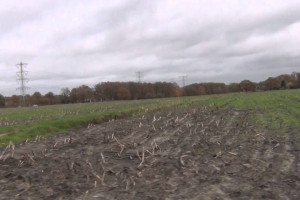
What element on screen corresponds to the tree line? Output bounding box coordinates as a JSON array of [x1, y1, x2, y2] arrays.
[[0, 72, 299, 108]]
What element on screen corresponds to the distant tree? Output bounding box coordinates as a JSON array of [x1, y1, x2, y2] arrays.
[[183, 82, 228, 96], [70, 88, 78, 103], [127, 82, 143, 99], [55, 95, 62, 104], [183, 84, 200, 96], [32, 91, 42, 98], [60, 87, 71, 103], [45, 92, 55, 104], [281, 80, 286, 88], [140, 83, 155, 99], [70, 85, 93, 103], [291, 72, 300, 88], [0, 94, 5, 108], [31, 92, 42, 105], [95, 82, 128, 100], [7, 95, 20, 107], [154, 82, 178, 98], [211, 83, 228, 94], [291, 72, 298, 81], [276, 74, 293, 89], [4, 70, 297, 107], [228, 83, 240, 93], [239, 80, 257, 92], [94, 83, 104, 101], [198, 84, 206, 95], [95, 82, 114, 101], [116, 86, 131, 100], [297, 74, 300, 88], [264, 77, 280, 90], [175, 87, 183, 96], [95, 81, 181, 100]]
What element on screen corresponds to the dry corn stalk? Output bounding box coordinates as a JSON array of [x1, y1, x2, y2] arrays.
[[138, 147, 145, 167], [100, 152, 106, 163], [114, 137, 125, 156]]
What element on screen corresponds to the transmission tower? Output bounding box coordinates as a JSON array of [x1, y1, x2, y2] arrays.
[[179, 75, 187, 87], [136, 71, 144, 83], [16, 62, 29, 107]]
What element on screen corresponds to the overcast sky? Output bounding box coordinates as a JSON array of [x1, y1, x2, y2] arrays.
[[0, 0, 300, 95]]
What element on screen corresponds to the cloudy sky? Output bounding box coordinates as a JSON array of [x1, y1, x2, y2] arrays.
[[0, 0, 300, 95]]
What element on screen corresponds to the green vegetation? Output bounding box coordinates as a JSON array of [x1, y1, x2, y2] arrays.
[[202, 89, 300, 130], [0, 98, 186, 146], [0, 89, 299, 146]]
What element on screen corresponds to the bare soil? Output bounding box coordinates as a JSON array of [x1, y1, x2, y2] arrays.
[[0, 106, 299, 199]]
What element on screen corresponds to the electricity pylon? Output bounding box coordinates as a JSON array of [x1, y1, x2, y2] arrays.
[[179, 75, 187, 87], [16, 62, 29, 107], [136, 71, 143, 83]]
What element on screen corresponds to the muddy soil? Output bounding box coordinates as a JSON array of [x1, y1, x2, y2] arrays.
[[0, 106, 299, 199]]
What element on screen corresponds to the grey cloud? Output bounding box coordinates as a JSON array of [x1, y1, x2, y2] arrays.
[[225, 5, 300, 43], [0, 0, 299, 95], [0, 1, 54, 34]]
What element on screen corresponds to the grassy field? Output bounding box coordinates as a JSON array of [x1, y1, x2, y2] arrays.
[[0, 89, 299, 146], [198, 89, 300, 130]]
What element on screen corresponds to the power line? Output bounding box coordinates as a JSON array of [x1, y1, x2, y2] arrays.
[[136, 71, 143, 83], [179, 75, 187, 87], [16, 62, 29, 107]]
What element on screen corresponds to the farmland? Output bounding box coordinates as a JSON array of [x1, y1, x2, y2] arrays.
[[0, 98, 187, 146], [0, 89, 299, 199]]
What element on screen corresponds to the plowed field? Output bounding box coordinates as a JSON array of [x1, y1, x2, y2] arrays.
[[0, 105, 299, 199]]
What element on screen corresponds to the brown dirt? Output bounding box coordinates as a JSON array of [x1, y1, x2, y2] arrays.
[[0, 106, 299, 199]]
